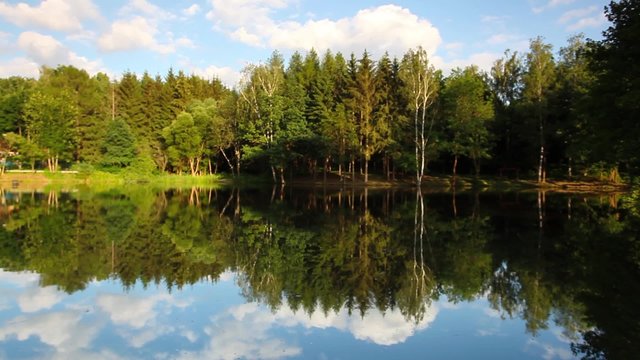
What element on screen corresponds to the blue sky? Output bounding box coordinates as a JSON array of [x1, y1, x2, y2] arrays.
[[0, 0, 610, 87]]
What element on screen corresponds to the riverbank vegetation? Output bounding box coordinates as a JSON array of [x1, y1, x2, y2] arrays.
[[0, 1, 637, 186]]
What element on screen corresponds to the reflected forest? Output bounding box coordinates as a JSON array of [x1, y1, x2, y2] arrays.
[[1, 186, 639, 359]]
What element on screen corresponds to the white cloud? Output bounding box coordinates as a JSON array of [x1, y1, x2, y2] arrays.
[[183, 4, 201, 17], [558, 6, 598, 24], [487, 34, 519, 45], [18, 285, 65, 313], [562, 8, 607, 31], [120, 0, 175, 20], [180, 300, 438, 359], [0, 270, 39, 286], [17, 31, 105, 75], [0, 311, 98, 354], [439, 52, 503, 73], [175, 37, 196, 48], [526, 338, 574, 360], [533, 0, 577, 14], [98, 16, 175, 54], [124, 325, 175, 348], [182, 62, 242, 88], [0, 31, 14, 55], [98, 16, 196, 55], [207, 2, 442, 58], [481, 15, 509, 23], [444, 42, 464, 51], [0, 0, 100, 32], [181, 329, 198, 343], [96, 292, 190, 329]]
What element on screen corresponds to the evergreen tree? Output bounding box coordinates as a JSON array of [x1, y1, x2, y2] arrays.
[[101, 117, 137, 167]]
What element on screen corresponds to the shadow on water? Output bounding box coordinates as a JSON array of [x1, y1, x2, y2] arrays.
[[0, 186, 638, 359]]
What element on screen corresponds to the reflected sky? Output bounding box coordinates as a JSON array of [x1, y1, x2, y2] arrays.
[[0, 269, 574, 360]]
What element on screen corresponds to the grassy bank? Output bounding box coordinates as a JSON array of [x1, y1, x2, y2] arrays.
[[0, 170, 632, 193], [0, 170, 229, 192]]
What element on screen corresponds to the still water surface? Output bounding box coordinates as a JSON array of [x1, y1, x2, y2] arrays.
[[0, 187, 638, 359]]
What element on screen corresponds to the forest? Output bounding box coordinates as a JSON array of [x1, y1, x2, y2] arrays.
[[0, 0, 637, 184]]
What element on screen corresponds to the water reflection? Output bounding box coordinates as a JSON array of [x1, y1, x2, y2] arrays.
[[0, 187, 638, 359]]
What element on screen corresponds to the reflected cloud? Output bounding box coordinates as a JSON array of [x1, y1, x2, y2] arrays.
[[96, 293, 190, 329], [0, 310, 98, 353], [0, 270, 39, 287], [179, 300, 438, 359], [18, 285, 65, 313], [124, 325, 175, 348], [272, 303, 438, 346], [526, 338, 574, 360]]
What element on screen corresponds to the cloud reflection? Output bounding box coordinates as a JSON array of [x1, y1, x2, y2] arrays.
[[18, 285, 65, 313], [179, 300, 438, 360]]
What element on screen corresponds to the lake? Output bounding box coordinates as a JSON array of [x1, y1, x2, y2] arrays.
[[0, 186, 638, 359]]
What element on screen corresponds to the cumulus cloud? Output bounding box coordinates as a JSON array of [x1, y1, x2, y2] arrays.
[[183, 4, 201, 17], [178, 56, 241, 87], [206, 1, 442, 58], [0, 0, 100, 32], [98, 16, 194, 54], [17, 31, 105, 75]]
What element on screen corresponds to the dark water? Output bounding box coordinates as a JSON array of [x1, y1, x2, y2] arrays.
[[0, 187, 638, 360]]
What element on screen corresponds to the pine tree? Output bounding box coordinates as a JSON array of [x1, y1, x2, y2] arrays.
[[101, 117, 137, 167]]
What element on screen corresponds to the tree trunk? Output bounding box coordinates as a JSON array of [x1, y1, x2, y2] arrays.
[[452, 155, 458, 183], [220, 147, 234, 177], [473, 158, 480, 178], [351, 159, 356, 184], [234, 147, 241, 177], [323, 157, 328, 184], [364, 157, 369, 183]]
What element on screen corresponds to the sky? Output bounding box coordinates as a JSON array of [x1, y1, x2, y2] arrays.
[[0, 0, 611, 87]]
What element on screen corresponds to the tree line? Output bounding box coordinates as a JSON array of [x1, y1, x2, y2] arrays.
[[0, 1, 637, 183]]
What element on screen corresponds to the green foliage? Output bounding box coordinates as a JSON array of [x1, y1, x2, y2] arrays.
[[3, 132, 43, 170], [163, 112, 202, 174], [442, 66, 495, 175], [584, 0, 640, 175], [101, 117, 137, 167], [23, 88, 77, 170]]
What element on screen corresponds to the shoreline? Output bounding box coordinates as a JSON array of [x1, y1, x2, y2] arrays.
[[0, 171, 631, 193]]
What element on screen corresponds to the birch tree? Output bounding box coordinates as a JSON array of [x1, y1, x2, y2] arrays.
[[238, 52, 285, 183], [523, 37, 555, 183], [400, 47, 440, 186]]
